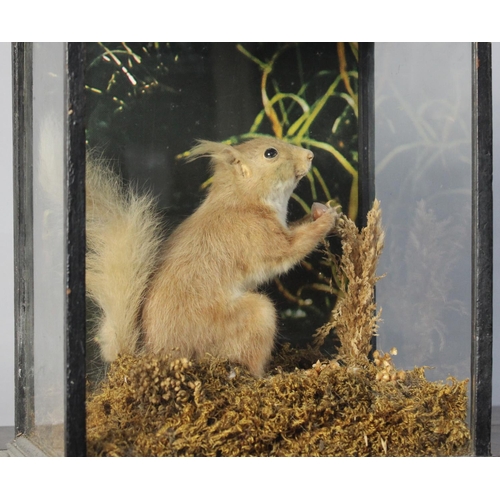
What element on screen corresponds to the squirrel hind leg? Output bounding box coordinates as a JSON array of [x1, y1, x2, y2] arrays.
[[216, 292, 277, 377]]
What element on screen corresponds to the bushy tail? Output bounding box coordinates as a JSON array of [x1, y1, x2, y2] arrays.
[[86, 154, 164, 362]]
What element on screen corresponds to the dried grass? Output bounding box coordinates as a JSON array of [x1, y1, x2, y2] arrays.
[[314, 199, 384, 363]]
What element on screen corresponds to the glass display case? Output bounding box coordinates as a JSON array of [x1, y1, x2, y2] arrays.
[[10, 42, 492, 456]]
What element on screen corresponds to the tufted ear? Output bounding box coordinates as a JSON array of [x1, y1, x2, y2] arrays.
[[186, 140, 238, 166], [186, 140, 250, 178]]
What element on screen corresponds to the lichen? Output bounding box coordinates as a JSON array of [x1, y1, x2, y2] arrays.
[[86, 350, 470, 457]]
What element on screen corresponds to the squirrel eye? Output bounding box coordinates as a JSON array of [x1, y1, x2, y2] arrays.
[[264, 147, 278, 159]]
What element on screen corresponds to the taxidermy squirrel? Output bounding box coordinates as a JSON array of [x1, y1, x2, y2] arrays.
[[86, 137, 339, 377]]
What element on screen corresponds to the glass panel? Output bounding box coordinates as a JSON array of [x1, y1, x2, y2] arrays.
[[374, 43, 472, 383], [29, 42, 66, 455]]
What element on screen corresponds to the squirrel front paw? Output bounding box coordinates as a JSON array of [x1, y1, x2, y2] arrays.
[[311, 202, 340, 231], [311, 202, 329, 221]]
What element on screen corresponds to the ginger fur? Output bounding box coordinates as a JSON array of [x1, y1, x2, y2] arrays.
[[87, 137, 338, 376]]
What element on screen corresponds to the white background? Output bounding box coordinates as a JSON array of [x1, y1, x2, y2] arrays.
[[0, 42, 14, 426], [0, 42, 498, 426]]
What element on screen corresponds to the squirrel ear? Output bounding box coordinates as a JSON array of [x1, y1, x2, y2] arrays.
[[186, 140, 241, 167], [235, 161, 251, 178], [186, 140, 251, 178]]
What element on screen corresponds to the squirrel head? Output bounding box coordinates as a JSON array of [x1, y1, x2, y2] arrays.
[[186, 137, 314, 209]]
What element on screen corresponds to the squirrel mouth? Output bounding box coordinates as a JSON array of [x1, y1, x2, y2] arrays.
[[295, 170, 309, 180]]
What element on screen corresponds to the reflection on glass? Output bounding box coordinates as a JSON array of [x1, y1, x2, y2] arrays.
[[374, 43, 472, 382], [30, 42, 65, 455]]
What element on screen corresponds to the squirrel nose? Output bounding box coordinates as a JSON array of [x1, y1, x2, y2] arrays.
[[306, 150, 314, 162]]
